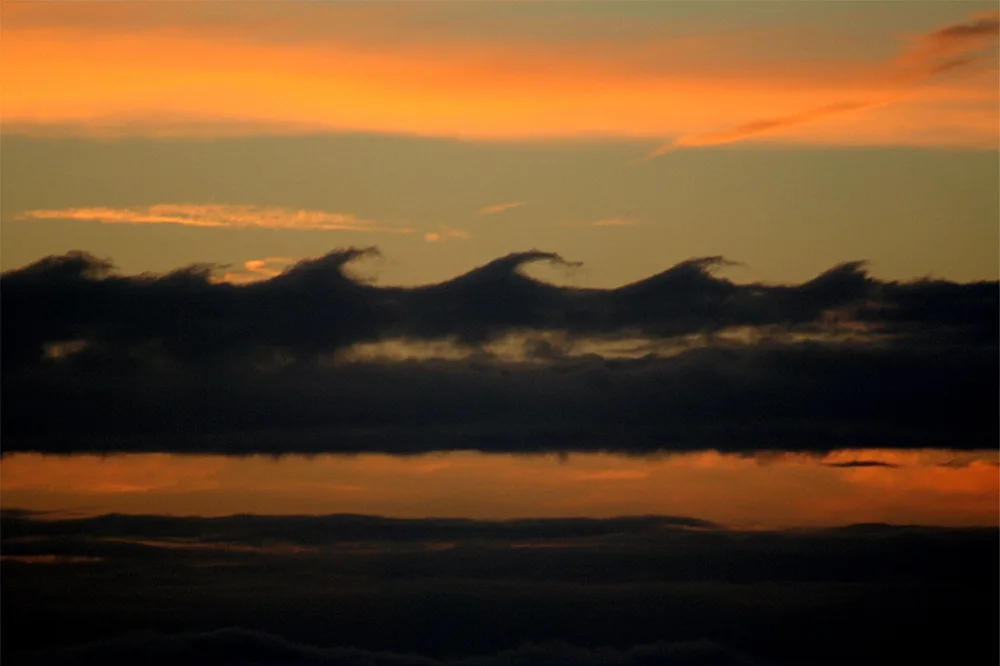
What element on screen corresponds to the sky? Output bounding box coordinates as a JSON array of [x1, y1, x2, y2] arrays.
[[1, 2, 998, 666], [2, 1, 999, 285]]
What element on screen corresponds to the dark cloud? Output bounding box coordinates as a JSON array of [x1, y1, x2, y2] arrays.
[[3, 512, 996, 665], [822, 460, 901, 468], [3, 249, 994, 367], [0, 513, 716, 547], [926, 11, 999, 44], [2, 250, 996, 455], [14, 629, 754, 666], [3, 342, 995, 454], [3, 512, 995, 587], [858, 277, 1000, 344]]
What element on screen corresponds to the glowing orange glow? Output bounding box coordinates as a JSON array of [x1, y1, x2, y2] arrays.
[[219, 257, 299, 284], [2, 450, 995, 528], [2, 6, 995, 147], [0, 555, 104, 565]]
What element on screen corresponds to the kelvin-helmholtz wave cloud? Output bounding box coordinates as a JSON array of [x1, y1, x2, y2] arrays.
[[2, 249, 996, 454]]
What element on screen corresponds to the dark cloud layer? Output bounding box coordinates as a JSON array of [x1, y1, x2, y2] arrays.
[[3, 342, 995, 454], [0, 512, 717, 546], [2, 250, 996, 454], [3, 511, 994, 587], [16, 629, 754, 666], [3, 512, 996, 665]]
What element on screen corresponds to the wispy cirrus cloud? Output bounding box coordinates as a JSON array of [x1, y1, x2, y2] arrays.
[[559, 217, 638, 228], [16, 204, 414, 233], [645, 11, 999, 158], [895, 10, 1000, 79], [646, 102, 876, 157], [478, 202, 526, 216], [589, 217, 638, 228]]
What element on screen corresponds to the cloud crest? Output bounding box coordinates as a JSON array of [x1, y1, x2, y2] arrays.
[[5, 248, 992, 366], [2, 248, 995, 455]]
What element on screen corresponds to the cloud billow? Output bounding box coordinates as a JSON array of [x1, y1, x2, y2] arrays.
[[3, 248, 995, 364], [1, 249, 996, 455]]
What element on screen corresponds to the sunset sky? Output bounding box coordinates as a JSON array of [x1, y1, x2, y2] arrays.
[[1, 3, 998, 666], [3, 1, 998, 285]]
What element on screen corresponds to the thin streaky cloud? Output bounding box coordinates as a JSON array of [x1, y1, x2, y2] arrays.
[[646, 102, 875, 159], [17, 204, 414, 234], [898, 10, 1000, 75], [559, 217, 638, 228], [478, 202, 526, 215], [823, 460, 902, 469], [590, 217, 638, 228], [644, 11, 1000, 159]]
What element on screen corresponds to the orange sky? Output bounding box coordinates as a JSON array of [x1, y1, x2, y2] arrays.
[[3, 450, 996, 528], [3, 4, 997, 147]]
